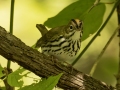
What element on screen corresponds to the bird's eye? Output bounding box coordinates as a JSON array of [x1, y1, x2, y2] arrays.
[[69, 25, 73, 30]]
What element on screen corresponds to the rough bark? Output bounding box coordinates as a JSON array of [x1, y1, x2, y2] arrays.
[[0, 26, 114, 90]]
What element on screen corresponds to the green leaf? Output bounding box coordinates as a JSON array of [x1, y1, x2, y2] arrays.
[[0, 64, 4, 78], [44, 0, 105, 41], [7, 67, 26, 87], [82, 3, 105, 40], [18, 83, 35, 90], [44, 0, 95, 27], [39, 73, 63, 90], [19, 73, 63, 90]]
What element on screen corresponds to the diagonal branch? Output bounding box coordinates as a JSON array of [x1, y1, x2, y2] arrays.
[[0, 26, 114, 90]]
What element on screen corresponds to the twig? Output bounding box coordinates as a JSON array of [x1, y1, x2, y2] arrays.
[[7, 0, 15, 69], [4, 0, 15, 90], [116, 2, 120, 90], [2, 68, 14, 90], [89, 25, 120, 76]]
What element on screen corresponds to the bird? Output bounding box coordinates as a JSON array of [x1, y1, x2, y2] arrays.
[[35, 19, 83, 62]]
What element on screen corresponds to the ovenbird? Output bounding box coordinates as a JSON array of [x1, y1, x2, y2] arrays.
[[35, 19, 83, 62]]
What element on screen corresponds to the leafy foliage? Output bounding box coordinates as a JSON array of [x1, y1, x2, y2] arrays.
[[19, 73, 63, 90], [7, 68, 26, 87], [44, 0, 105, 41], [83, 3, 105, 41]]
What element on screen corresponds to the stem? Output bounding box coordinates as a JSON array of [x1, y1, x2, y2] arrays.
[[116, 2, 120, 89], [89, 25, 120, 76], [7, 0, 15, 69], [72, 0, 120, 66]]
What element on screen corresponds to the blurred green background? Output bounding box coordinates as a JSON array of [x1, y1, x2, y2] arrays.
[[0, 0, 118, 89]]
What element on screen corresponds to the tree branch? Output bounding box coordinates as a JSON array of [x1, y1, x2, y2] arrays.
[[0, 26, 114, 90]]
